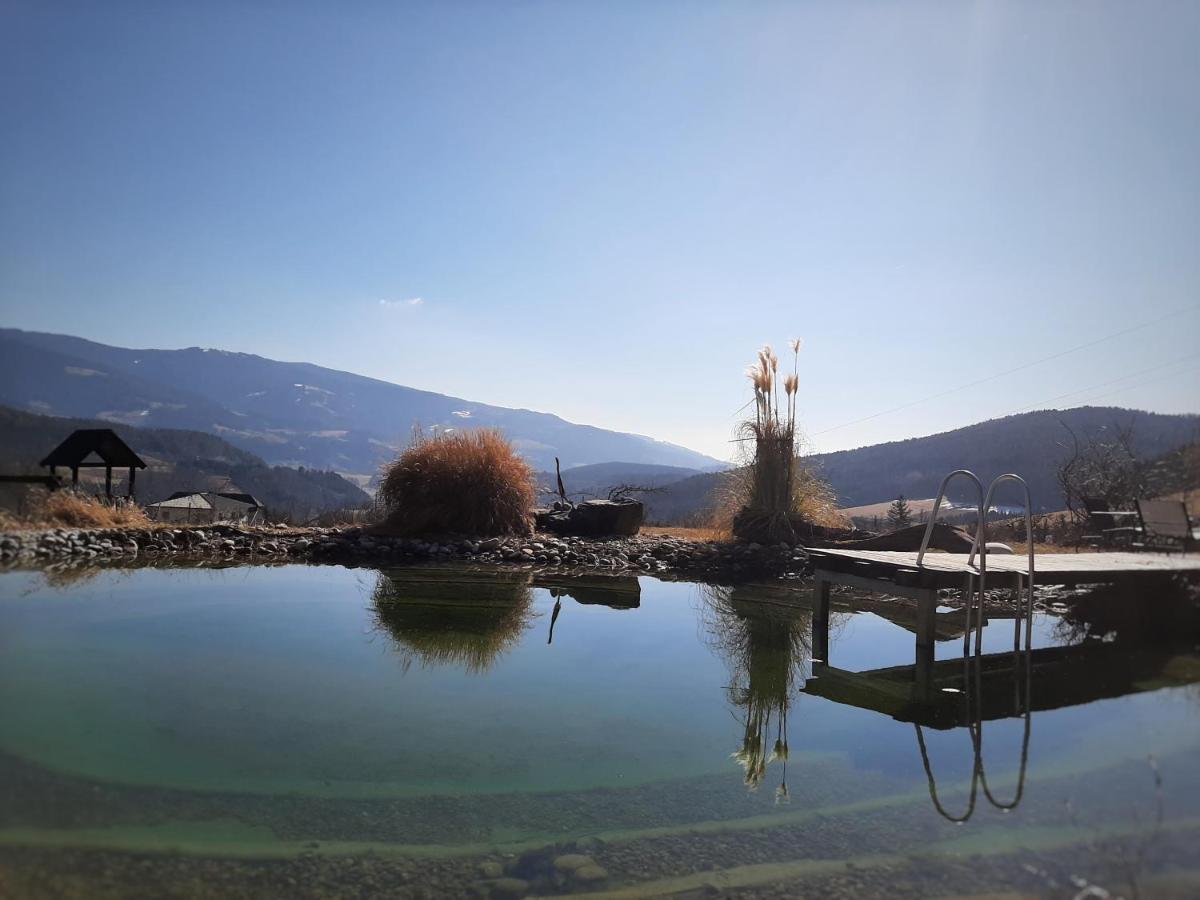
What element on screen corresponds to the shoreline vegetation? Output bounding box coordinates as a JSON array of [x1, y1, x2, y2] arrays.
[[0, 523, 812, 582], [1, 341, 1193, 569]]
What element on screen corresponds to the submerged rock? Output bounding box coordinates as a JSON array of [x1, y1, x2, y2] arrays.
[[552, 853, 594, 873], [573, 864, 609, 883], [489, 876, 529, 898]]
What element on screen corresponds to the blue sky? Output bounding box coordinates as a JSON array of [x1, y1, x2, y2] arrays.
[[2, 1, 1197, 461]]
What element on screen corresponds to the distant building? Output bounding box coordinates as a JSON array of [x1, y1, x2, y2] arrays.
[[146, 491, 264, 524]]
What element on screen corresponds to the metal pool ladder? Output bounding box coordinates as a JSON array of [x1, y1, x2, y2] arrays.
[[911, 469, 1037, 822]]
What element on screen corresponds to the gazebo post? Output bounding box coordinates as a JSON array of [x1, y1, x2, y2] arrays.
[[105, 466, 113, 499], [71, 466, 79, 487], [128, 466, 136, 499]]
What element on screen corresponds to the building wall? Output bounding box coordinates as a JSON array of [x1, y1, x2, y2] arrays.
[[147, 506, 216, 524]]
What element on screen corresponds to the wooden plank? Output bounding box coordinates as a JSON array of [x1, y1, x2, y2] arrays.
[[809, 548, 1199, 586], [811, 566, 948, 601], [0, 474, 62, 488]]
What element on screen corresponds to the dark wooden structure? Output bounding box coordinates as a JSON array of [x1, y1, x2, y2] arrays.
[[808, 548, 1200, 703], [40, 429, 146, 499], [0, 474, 64, 490], [803, 639, 1195, 730]]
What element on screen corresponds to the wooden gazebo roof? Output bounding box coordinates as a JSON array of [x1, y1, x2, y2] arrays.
[[40, 429, 146, 470]]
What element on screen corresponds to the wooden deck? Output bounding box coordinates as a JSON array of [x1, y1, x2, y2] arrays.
[[809, 548, 1200, 589]]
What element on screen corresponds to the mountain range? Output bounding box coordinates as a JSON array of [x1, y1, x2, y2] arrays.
[[3, 328, 1196, 522], [0, 329, 723, 477]]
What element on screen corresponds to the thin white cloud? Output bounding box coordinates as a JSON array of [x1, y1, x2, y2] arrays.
[[379, 297, 424, 308]]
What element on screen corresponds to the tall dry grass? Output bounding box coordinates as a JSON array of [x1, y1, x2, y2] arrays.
[[3, 492, 150, 530], [722, 341, 843, 541], [379, 428, 535, 536]]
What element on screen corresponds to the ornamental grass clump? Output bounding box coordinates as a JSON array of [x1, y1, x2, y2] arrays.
[[726, 339, 842, 543], [736, 341, 802, 542], [380, 428, 535, 536]]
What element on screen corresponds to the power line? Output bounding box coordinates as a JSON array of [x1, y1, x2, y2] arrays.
[[809, 303, 1199, 438], [1008, 352, 1200, 415], [1056, 362, 1200, 408]]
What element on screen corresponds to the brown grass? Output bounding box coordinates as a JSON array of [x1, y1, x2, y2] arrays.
[[379, 428, 535, 537], [710, 462, 846, 540], [3, 492, 150, 530], [640, 525, 727, 541]]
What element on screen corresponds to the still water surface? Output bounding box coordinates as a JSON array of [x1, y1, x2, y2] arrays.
[[1, 564, 1198, 896]]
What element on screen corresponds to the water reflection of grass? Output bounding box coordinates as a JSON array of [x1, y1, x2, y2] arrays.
[[1053, 577, 1200, 647], [699, 585, 811, 797], [370, 569, 534, 673]]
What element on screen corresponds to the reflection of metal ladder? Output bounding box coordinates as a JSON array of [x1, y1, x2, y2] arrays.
[[913, 469, 1037, 821]]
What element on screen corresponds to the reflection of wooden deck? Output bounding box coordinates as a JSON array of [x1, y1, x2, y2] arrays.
[[804, 644, 1198, 729], [809, 548, 1200, 705], [810, 548, 1200, 589]]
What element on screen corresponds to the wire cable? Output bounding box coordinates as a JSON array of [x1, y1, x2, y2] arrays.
[[809, 304, 1199, 438]]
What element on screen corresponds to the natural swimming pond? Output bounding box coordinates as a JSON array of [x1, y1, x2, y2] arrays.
[[1, 564, 1198, 897]]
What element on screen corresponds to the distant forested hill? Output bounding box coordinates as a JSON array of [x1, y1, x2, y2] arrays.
[[0, 405, 370, 519], [808, 407, 1199, 511], [535, 461, 706, 501], [568, 407, 1200, 523]]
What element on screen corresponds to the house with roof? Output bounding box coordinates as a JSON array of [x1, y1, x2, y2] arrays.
[[146, 491, 265, 524]]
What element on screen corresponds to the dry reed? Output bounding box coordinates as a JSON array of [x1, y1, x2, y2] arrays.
[[723, 340, 842, 541], [379, 428, 535, 536], [7, 492, 151, 529]]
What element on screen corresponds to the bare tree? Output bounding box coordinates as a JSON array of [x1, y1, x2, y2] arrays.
[[606, 483, 665, 501], [1056, 418, 1148, 521]]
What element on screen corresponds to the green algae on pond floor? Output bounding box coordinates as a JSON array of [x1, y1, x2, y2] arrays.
[[1, 562, 1199, 896]]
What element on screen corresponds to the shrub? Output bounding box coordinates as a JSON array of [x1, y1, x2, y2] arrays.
[[379, 428, 535, 536]]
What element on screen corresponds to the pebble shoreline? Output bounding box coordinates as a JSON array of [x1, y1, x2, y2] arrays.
[[0, 525, 812, 580]]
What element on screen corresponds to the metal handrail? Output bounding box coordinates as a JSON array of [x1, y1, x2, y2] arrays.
[[914, 722, 980, 823], [916, 469, 986, 569], [969, 474, 1034, 572], [970, 473, 1036, 655], [916, 572, 1034, 822], [915, 471, 1037, 822]]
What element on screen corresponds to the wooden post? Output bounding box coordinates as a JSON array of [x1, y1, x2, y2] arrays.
[[71, 466, 79, 487], [915, 589, 937, 701], [128, 466, 136, 499], [105, 466, 113, 499], [813, 576, 831, 666]]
